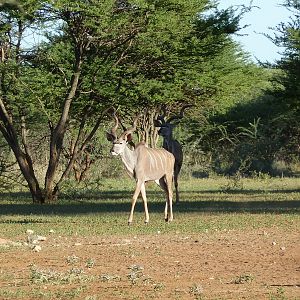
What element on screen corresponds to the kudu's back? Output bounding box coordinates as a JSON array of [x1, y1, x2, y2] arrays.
[[134, 142, 175, 182]]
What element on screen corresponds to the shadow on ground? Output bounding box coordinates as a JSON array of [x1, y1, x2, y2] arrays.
[[0, 189, 299, 216]]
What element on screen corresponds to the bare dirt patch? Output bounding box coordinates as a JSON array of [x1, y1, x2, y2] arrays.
[[0, 228, 299, 299]]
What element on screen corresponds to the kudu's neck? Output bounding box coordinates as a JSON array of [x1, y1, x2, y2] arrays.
[[162, 131, 174, 150], [120, 145, 137, 177]]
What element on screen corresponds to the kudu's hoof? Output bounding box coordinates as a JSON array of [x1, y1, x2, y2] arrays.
[[165, 217, 173, 223]]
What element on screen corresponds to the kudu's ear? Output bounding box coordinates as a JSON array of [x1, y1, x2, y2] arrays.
[[154, 106, 167, 127], [106, 132, 116, 142], [126, 133, 133, 142], [153, 119, 162, 127]]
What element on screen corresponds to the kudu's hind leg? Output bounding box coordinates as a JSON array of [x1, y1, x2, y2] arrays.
[[156, 177, 173, 222], [165, 174, 173, 222], [140, 183, 149, 224], [174, 163, 182, 204], [174, 173, 179, 204], [155, 178, 168, 221]]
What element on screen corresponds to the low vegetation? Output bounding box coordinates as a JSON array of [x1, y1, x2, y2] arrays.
[[0, 177, 299, 238], [0, 177, 299, 299]]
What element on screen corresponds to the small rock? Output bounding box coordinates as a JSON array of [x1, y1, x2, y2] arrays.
[[37, 235, 47, 241], [27, 234, 37, 244], [272, 241, 277, 246], [26, 229, 34, 235], [33, 245, 42, 252]]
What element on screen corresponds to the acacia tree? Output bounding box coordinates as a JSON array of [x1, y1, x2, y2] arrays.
[[0, 0, 148, 202], [238, 0, 300, 170], [108, 1, 255, 147], [0, 0, 267, 201], [175, 3, 273, 175], [183, 1, 300, 175], [96, 1, 210, 147], [267, 0, 300, 162], [0, 0, 44, 200]]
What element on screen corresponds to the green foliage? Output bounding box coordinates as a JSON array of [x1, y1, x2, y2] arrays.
[[182, 2, 300, 177], [3, 0, 298, 197], [255, 1, 300, 169]]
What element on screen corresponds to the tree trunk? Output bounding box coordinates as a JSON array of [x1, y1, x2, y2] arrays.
[[44, 59, 82, 202], [14, 150, 44, 203], [0, 98, 44, 203], [0, 129, 44, 203]]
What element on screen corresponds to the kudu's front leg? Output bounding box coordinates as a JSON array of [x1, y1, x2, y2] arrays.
[[128, 180, 149, 225]]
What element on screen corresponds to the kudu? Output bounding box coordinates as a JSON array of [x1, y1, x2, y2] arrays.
[[106, 113, 175, 225], [154, 105, 191, 204]]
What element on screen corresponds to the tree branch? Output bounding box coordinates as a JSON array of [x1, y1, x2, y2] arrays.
[[54, 107, 110, 190]]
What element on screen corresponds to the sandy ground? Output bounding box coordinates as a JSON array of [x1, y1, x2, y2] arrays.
[[0, 228, 299, 299]]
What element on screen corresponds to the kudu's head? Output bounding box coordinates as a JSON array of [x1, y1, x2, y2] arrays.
[[154, 105, 192, 139], [106, 112, 139, 156]]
